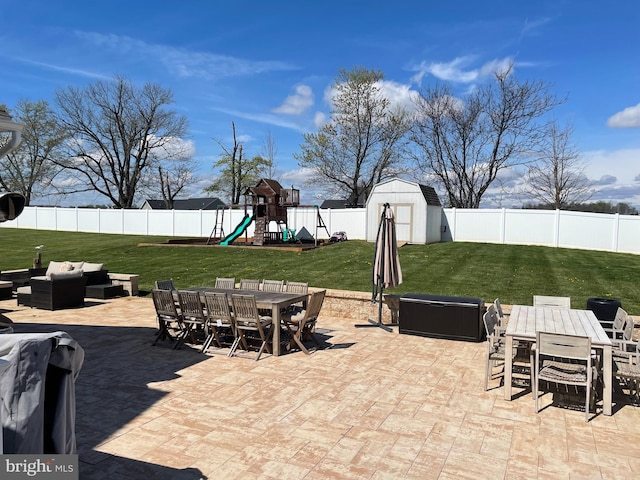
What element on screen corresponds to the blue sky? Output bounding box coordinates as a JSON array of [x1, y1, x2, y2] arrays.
[[2, 0, 639, 208]]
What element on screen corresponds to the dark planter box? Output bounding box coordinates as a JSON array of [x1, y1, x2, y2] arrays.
[[399, 293, 485, 342]]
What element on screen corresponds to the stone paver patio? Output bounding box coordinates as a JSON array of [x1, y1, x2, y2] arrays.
[[1, 294, 640, 479]]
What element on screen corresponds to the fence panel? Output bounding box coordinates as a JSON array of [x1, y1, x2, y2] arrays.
[[2, 206, 640, 255]]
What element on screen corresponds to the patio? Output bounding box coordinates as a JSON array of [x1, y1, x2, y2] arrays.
[[1, 294, 640, 479]]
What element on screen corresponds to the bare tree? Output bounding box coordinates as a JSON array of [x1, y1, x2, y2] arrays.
[[295, 67, 410, 206], [54, 75, 189, 208], [205, 122, 270, 204], [522, 122, 592, 208], [0, 99, 68, 205], [410, 65, 563, 208], [261, 129, 278, 179]]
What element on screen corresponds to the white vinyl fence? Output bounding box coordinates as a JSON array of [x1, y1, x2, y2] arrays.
[[2, 206, 640, 255]]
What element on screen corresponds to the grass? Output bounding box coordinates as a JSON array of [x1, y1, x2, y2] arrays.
[[1, 228, 638, 313]]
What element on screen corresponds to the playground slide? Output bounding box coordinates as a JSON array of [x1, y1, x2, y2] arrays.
[[220, 214, 254, 246]]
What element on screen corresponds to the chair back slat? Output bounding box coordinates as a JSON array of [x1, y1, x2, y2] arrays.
[[621, 315, 635, 341], [537, 331, 591, 360], [231, 294, 260, 325], [533, 295, 571, 309], [483, 304, 499, 337], [239, 279, 260, 290], [152, 289, 180, 318], [215, 277, 235, 289], [262, 279, 284, 292], [203, 292, 232, 325], [155, 279, 175, 290], [285, 281, 308, 294], [306, 290, 326, 321], [177, 290, 206, 322], [612, 307, 628, 331]]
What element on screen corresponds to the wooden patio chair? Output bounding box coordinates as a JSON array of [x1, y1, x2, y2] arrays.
[[155, 279, 175, 290], [483, 304, 533, 391], [494, 298, 508, 328], [533, 295, 571, 309], [151, 288, 184, 346], [601, 307, 628, 339], [214, 277, 235, 289], [612, 315, 635, 359], [202, 291, 234, 353], [285, 281, 308, 294], [284, 281, 309, 314], [281, 290, 326, 354], [175, 290, 207, 350], [534, 331, 595, 422], [229, 294, 273, 361], [239, 279, 260, 291], [483, 304, 507, 390], [261, 279, 284, 292], [613, 340, 640, 403]]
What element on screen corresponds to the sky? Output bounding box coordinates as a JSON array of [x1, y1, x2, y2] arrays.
[[2, 0, 639, 208]]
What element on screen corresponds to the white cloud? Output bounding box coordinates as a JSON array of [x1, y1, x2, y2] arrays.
[[273, 85, 314, 115], [313, 111, 326, 129], [75, 31, 297, 80], [606, 103, 640, 128], [17, 58, 110, 80], [409, 56, 515, 85], [377, 80, 420, 113], [211, 107, 307, 132]]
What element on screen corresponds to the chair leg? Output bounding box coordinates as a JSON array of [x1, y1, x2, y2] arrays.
[[202, 333, 214, 353], [228, 333, 242, 357], [485, 357, 490, 391], [173, 323, 192, 350]]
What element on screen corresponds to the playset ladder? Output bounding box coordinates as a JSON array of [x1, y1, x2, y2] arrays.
[[315, 207, 331, 246], [207, 208, 225, 245]]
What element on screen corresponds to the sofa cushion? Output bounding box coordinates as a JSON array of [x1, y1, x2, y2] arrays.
[[82, 262, 104, 272], [46, 261, 65, 276], [49, 270, 83, 280]]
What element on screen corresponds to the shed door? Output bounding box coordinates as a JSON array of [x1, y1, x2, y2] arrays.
[[381, 203, 412, 243]]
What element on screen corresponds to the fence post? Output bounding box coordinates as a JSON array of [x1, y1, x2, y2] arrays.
[[613, 213, 620, 252], [500, 208, 506, 244], [554, 209, 560, 247]]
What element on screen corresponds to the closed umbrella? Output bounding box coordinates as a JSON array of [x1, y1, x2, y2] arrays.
[[356, 203, 402, 330]]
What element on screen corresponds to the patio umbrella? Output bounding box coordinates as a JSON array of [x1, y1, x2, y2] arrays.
[[356, 203, 402, 330], [372, 204, 403, 292]]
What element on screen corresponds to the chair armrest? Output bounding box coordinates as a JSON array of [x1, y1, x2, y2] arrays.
[[612, 339, 637, 352]]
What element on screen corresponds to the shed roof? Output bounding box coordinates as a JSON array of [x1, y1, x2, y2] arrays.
[[142, 197, 226, 210], [371, 178, 441, 207]]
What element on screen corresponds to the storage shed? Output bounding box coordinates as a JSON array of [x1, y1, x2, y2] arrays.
[[366, 178, 442, 244]]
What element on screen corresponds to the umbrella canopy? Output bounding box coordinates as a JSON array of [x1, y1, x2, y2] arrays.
[[372, 204, 403, 292]]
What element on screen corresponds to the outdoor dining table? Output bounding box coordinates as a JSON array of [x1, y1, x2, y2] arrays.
[[187, 287, 308, 356], [504, 305, 613, 416]]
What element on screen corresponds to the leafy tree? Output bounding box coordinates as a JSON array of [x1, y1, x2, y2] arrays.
[[410, 64, 562, 208], [0, 99, 68, 205], [295, 67, 409, 206], [522, 122, 592, 209], [205, 122, 270, 204], [54, 75, 189, 208]]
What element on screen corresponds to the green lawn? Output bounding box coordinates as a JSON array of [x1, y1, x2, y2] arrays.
[[1, 228, 638, 313]]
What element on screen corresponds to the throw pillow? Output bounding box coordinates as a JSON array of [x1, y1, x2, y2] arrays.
[[59, 262, 74, 272], [82, 262, 104, 272]]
